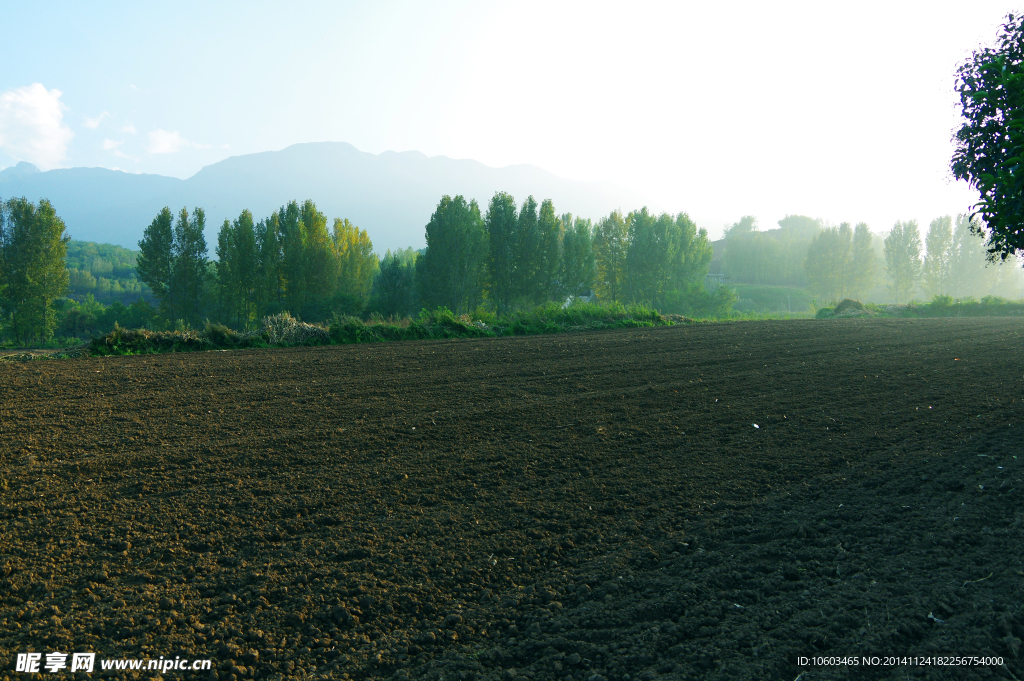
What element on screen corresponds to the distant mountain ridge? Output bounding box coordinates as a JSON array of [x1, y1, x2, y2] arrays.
[[0, 142, 649, 253]]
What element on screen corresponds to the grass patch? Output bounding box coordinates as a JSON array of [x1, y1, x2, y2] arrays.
[[731, 284, 813, 314]]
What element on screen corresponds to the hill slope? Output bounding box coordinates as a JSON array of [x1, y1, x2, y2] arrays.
[[0, 143, 647, 252]]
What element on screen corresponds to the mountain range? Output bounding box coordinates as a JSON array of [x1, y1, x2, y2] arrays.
[[0, 142, 650, 254]]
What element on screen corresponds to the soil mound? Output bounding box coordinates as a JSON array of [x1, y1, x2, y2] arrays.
[[832, 299, 872, 318]]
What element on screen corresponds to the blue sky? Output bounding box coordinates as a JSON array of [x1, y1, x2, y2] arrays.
[[0, 0, 1015, 237]]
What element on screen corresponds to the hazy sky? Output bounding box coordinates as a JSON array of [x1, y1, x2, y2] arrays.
[[0, 1, 1014, 239]]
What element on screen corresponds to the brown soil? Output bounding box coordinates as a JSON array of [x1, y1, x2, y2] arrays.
[[1, 318, 1022, 681]]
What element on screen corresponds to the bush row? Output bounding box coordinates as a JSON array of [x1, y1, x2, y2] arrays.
[[88, 302, 671, 356], [815, 295, 1024, 319]]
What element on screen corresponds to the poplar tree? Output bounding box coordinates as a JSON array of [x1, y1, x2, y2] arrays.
[[949, 214, 997, 298], [884, 220, 923, 303], [805, 224, 853, 302], [215, 210, 259, 328], [419, 195, 487, 314], [171, 207, 209, 326], [370, 250, 416, 318], [849, 222, 877, 300], [514, 196, 540, 304], [537, 199, 563, 302], [255, 212, 282, 312], [593, 210, 628, 302], [333, 217, 377, 314], [300, 200, 336, 318], [485, 192, 518, 315], [922, 216, 954, 297], [626, 207, 673, 306], [278, 201, 306, 315], [0, 198, 70, 344], [137, 207, 176, 320], [560, 214, 596, 299]]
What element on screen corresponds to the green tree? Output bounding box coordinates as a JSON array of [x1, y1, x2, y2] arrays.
[[593, 210, 628, 301], [951, 12, 1024, 261], [215, 210, 259, 328], [418, 195, 487, 314], [560, 214, 596, 298], [278, 201, 307, 315], [804, 223, 853, 303], [333, 217, 377, 314], [950, 214, 997, 298], [922, 216, 954, 297], [671, 212, 714, 289], [0, 198, 70, 344], [537, 199, 563, 302], [171, 207, 209, 326], [884, 220, 922, 303], [370, 250, 416, 318], [849, 222, 877, 299], [485, 192, 519, 314], [514, 196, 541, 304], [723, 215, 819, 286], [255, 212, 282, 313], [295, 200, 336, 319], [137, 207, 176, 319]]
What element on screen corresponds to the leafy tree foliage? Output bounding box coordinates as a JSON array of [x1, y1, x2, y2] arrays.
[[255, 212, 283, 313], [216, 210, 260, 328], [536, 199, 563, 303], [332, 217, 378, 314], [418, 195, 487, 314], [884, 220, 923, 303], [625, 209, 713, 309], [137, 207, 176, 316], [485, 192, 519, 314], [849, 223, 877, 300], [171, 207, 209, 326], [514, 196, 542, 305], [723, 215, 819, 286], [804, 223, 875, 302], [951, 12, 1024, 261], [370, 250, 417, 318], [922, 216, 954, 297], [0, 197, 70, 343], [593, 210, 629, 302], [560, 214, 596, 298]]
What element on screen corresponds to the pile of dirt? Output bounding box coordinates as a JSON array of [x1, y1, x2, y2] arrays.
[[831, 299, 872, 318], [1, 318, 1021, 681]]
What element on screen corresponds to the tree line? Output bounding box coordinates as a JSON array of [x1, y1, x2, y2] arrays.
[[722, 213, 1023, 304], [136, 192, 726, 327], [374, 193, 727, 319], [137, 200, 377, 329]]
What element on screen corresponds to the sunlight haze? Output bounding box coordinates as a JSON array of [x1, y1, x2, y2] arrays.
[[0, 0, 1013, 238]]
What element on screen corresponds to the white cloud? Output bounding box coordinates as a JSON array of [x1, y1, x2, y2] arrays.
[[147, 128, 209, 154], [0, 83, 74, 170], [102, 138, 122, 150], [121, 123, 137, 134], [84, 111, 109, 129], [148, 129, 187, 154]]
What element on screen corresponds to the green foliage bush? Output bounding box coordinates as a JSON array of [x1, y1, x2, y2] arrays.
[[90, 324, 212, 356]]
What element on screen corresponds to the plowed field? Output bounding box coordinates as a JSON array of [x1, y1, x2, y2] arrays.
[[1, 318, 1023, 681]]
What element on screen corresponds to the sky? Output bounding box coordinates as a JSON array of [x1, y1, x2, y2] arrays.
[[0, 0, 1015, 239]]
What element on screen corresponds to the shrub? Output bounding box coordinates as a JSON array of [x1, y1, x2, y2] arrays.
[[261, 313, 330, 346]]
